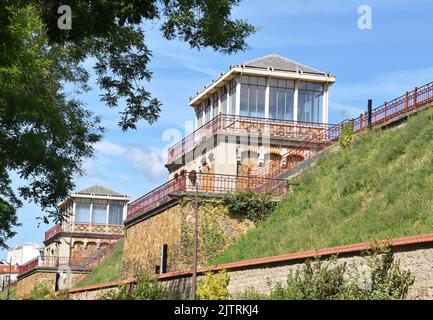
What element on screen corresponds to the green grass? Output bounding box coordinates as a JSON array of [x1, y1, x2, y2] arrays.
[[0, 286, 16, 300], [73, 239, 124, 288], [211, 108, 433, 264]]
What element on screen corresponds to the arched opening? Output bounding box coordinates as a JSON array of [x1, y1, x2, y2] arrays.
[[283, 154, 305, 169], [264, 152, 282, 166]]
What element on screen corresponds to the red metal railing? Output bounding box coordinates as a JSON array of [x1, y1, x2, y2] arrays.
[[17, 256, 91, 275], [167, 114, 331, 164], [17, 257, 39, 275], [126, 173, 287, 222], [253, 81, 433, 179], [44, 224, 63, 241]]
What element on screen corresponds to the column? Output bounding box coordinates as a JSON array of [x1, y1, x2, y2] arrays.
[[293, 80, 299, 122], [323, 83, 329, 124], [225, 84, 230, 114], [106, 201, 110, 224], [122, 202, 127, 222], [235, 76, 241, 116], [264, 77, 270, 119], [89, 199, 93, 232], [71, 201, 76, 228]]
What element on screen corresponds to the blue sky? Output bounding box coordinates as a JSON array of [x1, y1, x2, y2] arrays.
[[2, 0, 433, 259]]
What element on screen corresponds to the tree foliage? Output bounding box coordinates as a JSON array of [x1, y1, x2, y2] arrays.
[[0, 4, 102, 246], [0, 1, 254, 246], [224, 191, 276, 223]]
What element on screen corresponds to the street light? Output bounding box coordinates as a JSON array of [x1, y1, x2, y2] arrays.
[[188, 170, 199, 300], [0, 258, 12, 300]]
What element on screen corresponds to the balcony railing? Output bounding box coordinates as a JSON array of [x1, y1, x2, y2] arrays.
[[44, 222, 123, 242], [126, 172, 288, 222], [17, 256, 91, 275], [167, 114, 332, 164]]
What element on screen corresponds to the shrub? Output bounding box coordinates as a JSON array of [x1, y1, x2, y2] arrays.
[[132, 273, 167, 300], [27, 284, 66, 300], [197, 270, 230, 300], [340, 122, 354, 148], [100, 273, 167, 300], [242, 247, 414, 300], [224, 192, 276, 223]]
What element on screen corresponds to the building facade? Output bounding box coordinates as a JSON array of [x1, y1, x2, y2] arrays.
[[166, 54, 335, 179], [44, 185, 129, 263], [122, 54, 336, 276], [7, 243, 42, 266], [0, 264, 19, 291]]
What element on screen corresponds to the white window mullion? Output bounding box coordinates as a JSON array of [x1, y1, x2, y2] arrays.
[[293, 80, 299, 122], [265, 77, 270, 119]]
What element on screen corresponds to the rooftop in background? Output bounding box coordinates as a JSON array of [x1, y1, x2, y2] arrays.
[[0, 265, 19, 273], [7, 243, 42, 251]]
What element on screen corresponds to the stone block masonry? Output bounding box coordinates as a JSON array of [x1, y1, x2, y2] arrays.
[[121, 198, 255, 278], [15, 269, 86, 299]]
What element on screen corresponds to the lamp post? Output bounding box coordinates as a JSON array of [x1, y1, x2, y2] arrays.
[[188, 170, 199, 300]]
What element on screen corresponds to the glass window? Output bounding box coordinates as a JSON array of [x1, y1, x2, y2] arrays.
[[204, 99, 211, 123], [221, 86, 228, 114], [228, 79, 236, 115], [240, 75, 266, 118], [75, 202, 90, 223], [109, 201, 123, 224], [92, 201, 107, 224], [196, 104, 203, 128], [213, 92, 219, 118], [269, 79, 295, 120], [298, 81, 323, 123]]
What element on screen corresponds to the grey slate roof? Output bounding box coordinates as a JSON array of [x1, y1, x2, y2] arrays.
[[241, 54, 326, 75], [76, 184, 126, 197]]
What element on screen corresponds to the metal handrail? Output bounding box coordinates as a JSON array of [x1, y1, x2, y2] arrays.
[[252, 81, 433, 179], [167, 113, 333, 164]]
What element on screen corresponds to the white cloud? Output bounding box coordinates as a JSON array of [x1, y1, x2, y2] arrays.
[[125, 146, 167, 180], [85, 140, 168, 182], [94, 140, 127, 156]]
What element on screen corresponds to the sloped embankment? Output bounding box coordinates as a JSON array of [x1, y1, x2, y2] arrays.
[[211, 109, 433, 264]]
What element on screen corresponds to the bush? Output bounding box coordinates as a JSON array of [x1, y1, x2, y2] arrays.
[[197, 270, 230, 300], [100, 273, 167, 300], [27, 284, 66, 300], [340, 122, 354, 148], [224, 192, 276, 223], [242, 247, 414, 300]]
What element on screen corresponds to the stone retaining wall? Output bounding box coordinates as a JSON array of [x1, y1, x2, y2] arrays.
[[70, 233, 433, 300]]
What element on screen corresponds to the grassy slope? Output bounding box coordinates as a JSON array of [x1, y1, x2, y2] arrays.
[[73, 239, 124, 288], [211, 108, 433, 264]]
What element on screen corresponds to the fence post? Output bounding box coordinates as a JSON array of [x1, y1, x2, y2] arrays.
[[360, 113, 363, 130], [384, 102, 388, 122], [367, 99, 373, 130], [405, 91, 409, 113], [414, 87, 418, 111]]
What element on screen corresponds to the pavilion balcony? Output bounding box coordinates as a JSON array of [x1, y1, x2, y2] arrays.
[[44, 222, 123, 242], [166, 114, 333, 165], [17, 256, 88, 275]]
